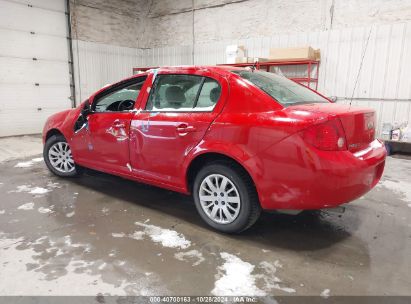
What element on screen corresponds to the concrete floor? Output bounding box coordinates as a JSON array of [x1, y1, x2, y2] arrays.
[[0, 136, 410, 297]]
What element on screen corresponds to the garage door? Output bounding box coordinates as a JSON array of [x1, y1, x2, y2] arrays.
[[0, 0, 72, 137]]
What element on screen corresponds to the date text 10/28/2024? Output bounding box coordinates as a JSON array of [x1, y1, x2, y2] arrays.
[[149, 296, 259, 303]]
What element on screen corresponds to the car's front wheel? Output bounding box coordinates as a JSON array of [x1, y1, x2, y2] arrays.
[[43, 134, 82, 177], [193, 161, 261, 233]]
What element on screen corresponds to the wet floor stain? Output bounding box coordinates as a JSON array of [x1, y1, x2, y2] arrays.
[[0, 155, 410, 296]]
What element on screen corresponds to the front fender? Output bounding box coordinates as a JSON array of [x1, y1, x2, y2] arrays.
[[42, 108, 79, 144]]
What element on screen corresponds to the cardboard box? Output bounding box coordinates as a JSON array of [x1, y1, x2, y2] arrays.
[[235, 57, 261, 63], [235, 57, 251, 63], [233, 57, 270, 64], [253, 57, 270, 62], [314, 49, 321, 61], [226, 45, 246, 64], [269, 47, 317, 61]]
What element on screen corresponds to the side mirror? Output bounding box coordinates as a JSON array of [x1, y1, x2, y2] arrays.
[[81, 101, 92, 117], [329, 96, 337, 103]]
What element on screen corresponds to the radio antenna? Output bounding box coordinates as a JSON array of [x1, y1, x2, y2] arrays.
[[250, 61, 257, 72], [350, 26, 373, 107]]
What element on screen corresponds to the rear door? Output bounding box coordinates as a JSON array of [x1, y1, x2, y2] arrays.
[[129, 70, 227, 189]]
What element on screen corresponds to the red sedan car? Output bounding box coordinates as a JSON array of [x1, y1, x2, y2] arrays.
[[42, 66, 386, 233]]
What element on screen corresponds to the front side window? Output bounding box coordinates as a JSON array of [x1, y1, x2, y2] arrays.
[[94, 77, 147, 112], [232, 70, 328, 106], [145, 74, 221, 111]]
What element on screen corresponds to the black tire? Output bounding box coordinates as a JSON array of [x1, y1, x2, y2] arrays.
[[193, 161, 261, 233], [43, 134, 83, 177]]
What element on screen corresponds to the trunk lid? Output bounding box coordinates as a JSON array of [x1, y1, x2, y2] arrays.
[[287, 103, 376, 152]]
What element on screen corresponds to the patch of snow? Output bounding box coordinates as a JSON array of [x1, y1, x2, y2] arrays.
[[10, 185, 32, 193], [112, 232, 126, 238], [129, 231, 145, 240], [257, 261, 295, 294], [17, 202, 35, 210], [144, 219, 150, 223], [174, 250, 205, 266], [98, 263, 107, 270], [0, 210, 5, 215], [112, 223, 191, 250], [379, 180, 411, 203], [66, 211, 75, 218], [212, 253, 295, 296], [102, 207, 110, 215], [32, 236, 48, 245], [63, 235, 73, 246], [46, 182, 60, 189], [38, 207, 53, 214], [212, 252, 265, 296], [13, 158, 43, 168], [320, 289, 330, 298], [0, 235, 133, 295], [30, 187, 50, 195], [134, 222, 191, 249], [14, 161, 34, 168], [9, 185, 50, 195], [408, 204, 411, 208]]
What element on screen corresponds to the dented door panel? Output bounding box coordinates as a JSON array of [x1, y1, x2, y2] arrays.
[[86, 112, 134, 173]]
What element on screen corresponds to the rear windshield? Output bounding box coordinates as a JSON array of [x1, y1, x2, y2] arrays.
[[232, 70, 329, 106]]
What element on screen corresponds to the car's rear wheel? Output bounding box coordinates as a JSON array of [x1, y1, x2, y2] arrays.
[[44, 134, 82, 177], [193, 161, 261, 233]]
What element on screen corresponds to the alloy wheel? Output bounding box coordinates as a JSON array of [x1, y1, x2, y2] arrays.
[[198, 174, 241, 224], [48, 142, 75, 173]]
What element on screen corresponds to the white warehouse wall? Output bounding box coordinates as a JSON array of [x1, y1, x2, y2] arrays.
[[71, 40, 145, 102], [69, 0, 411, 137], [142, 0, 411, 48], [0, 0, 71, 137]]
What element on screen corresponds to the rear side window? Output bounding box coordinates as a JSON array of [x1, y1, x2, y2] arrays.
[[196, 78, 221, 110], [232, 70, 328, 106], [145, 74, 221, 112]]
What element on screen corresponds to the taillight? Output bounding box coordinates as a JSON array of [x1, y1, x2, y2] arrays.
[[302, 118, 347, 151]]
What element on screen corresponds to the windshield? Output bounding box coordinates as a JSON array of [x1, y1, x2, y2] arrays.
[[232, 70, 329, 106]]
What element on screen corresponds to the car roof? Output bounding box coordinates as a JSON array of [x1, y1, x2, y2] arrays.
[[131, 65, 245, 78], [100, 65, 245, 94]]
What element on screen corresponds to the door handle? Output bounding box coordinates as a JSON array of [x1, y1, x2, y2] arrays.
[[112, 120, 125, 128], [176, 124, 196, 134]]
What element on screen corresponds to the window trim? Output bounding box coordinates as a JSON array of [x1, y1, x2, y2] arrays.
[[144, 74, 221, 113], [192, 77, 206, 109], [91, 76, 147, 113]]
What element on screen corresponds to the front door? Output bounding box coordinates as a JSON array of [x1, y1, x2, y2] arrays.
[[84, 76, 147, 174], [129, 72, 226, 189]]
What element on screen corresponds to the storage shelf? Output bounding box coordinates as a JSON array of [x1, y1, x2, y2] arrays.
[[217, 59, 320, 90]]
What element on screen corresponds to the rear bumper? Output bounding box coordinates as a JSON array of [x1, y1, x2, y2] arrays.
[[252, 137, 386, 210]]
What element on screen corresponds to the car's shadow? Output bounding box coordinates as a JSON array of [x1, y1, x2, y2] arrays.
[[67, 168, 361, 254]]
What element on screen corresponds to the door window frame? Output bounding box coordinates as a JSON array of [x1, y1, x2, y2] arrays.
[[142, 73, 222, 113], [91, 76, 148, 114]]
